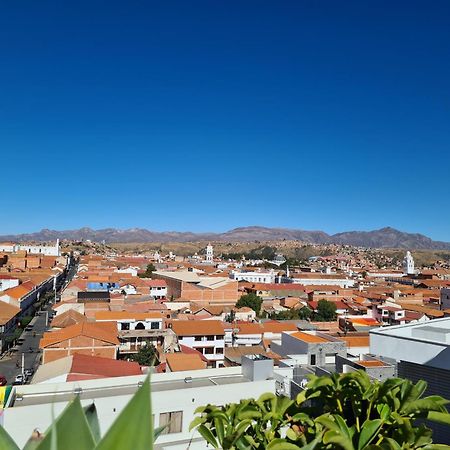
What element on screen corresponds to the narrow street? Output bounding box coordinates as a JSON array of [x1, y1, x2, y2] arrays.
[[0, 257, 78, 384]]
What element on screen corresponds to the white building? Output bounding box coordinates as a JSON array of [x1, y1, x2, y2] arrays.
[[0, 239, 60, 256], [370, 317, 450, 370], [115, 267, 139, 277], [403, 251, 415, 275], [148, 280, 168, 299], [0, 275, 20, 292], [290, 273, 354, 288], [205, 243, 213, 263], [230, 269, 276, 284], [94, 311, 164, 331], [2, 364, 276, 449], [170, 320, 225, 368]]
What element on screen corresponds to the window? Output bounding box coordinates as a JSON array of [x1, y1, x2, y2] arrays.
[[121, 322, 130, 331], [159, 411, 183, 434], [151, 321, 160, 330], [135, 322, 145, 330], [215, 347, 223, 354], [204, 347, 214, 354], [194, 336, 202, 341], [310, 354, 316, 365], [215, 335, 224, 340], [206, 335, 214, 341]]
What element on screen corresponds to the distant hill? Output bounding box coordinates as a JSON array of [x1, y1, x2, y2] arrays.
[[1, 225, 449, 250]]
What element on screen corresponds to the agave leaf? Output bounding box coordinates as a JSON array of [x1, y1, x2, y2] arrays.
[[83, 403, 101, 444], [36, 396, 96, 450], [0, 424, 20, 450], [96, 377, 152, 450]]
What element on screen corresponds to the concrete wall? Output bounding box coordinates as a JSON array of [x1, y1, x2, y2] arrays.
[[4, 368, 275, 449], [370, 330, 450, 370]]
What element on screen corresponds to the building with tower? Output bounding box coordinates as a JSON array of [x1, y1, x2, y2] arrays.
[[205, 243, 213, 263], [403, 251, 415, 275]]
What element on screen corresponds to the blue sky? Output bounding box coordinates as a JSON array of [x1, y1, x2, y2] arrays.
[[1, 1, 450, 240]]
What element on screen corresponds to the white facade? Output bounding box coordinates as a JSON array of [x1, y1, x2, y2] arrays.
[[177, 335, 225, 367], [3, 367, 276, 449], [205, 243, 213, 263], [150, 285, 167, 299], [230, 270, 276, 284], [0, 240, 60, 256], [403, 251, 415, 275], [370, 318, 450, 370], [115, 267, 138, 277], [290, 277, 354, 288], [0, 277, 19, 292], [96, 316, 163, 332]]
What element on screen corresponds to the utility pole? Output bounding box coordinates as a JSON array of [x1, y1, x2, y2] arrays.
[[21, 352, 25, 378]]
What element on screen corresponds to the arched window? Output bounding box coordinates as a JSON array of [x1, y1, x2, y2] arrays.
[[135, 322, 145, 330]]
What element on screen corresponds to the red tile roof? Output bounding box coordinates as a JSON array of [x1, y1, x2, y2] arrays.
[[66, 353, 141, 381]]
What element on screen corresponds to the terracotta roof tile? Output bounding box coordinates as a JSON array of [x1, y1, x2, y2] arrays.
[[170, 320, 224, 336]]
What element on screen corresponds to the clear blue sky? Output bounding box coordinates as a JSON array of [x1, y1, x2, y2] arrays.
[[1, 1, 450, 240]]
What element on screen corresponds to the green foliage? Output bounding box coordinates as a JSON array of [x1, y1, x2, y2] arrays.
[[19, 316, 33, 329], [0, 377, 164, 450], [191, 371, 450, 450], [129, 344, 159, 366], [270, 307, 312, 321], [236, 293, 263, 316], [139, 263, 156, 278], [314, 299, 337, 321]]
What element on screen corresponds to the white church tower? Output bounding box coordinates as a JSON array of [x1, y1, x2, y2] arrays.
[[403, 251, 415, 275], [206, 243, 213, 263]]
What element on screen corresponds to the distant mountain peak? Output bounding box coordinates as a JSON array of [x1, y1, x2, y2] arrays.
[[0, 226, 448, 250]]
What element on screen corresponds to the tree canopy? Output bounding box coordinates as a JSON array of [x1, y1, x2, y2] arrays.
[[129, 344, 158, 366], [314, 299, 337, 321], [138, 263, 156, 278], [236, 293, 263, 316]]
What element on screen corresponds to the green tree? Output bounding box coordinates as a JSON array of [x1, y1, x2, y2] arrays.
[[314, 299, 337, 321], [236, 294, 263, 316], [130, 344, 158, 366], [139, 263, 156, 278], [270, 307, 312, 321], [191, 371, 450, 450]]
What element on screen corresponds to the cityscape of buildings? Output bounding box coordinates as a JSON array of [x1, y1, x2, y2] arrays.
[[0, 238, 450, 446]]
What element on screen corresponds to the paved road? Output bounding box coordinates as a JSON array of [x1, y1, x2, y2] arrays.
[[0, 257, 78, 384], [0, 308, 51, 383]]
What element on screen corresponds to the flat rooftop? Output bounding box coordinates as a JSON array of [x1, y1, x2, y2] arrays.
[[10, 368, 251, 408], [370, 317, 450, 345]]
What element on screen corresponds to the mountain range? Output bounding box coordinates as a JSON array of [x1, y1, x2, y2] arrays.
[[0, 226, 449, 250]]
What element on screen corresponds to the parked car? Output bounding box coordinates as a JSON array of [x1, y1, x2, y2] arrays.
[[13, 374, 24, 385], [24, 369, 34, 377], [0, 376, 7, 386], [25, 325, 33, 331]]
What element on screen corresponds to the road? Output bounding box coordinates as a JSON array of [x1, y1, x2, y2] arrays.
[[0, 257, 78, 384]]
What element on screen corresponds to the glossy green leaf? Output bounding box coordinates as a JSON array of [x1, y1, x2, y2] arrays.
[[358, 419, 382, 450], [266, 438, 301, 450], [196, 425, 219, 449]]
